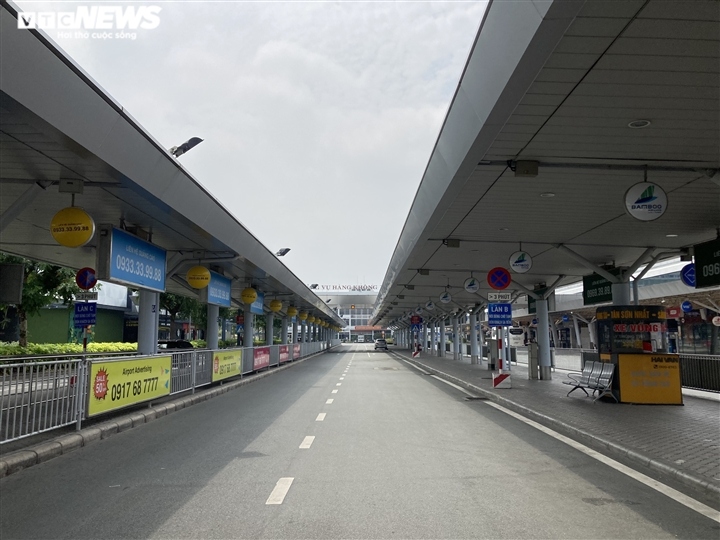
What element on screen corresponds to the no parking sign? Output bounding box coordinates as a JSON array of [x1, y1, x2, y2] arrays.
[[487, 267, 511, 290]]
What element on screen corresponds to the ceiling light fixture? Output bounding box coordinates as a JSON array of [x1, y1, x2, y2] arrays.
[[540, 192, 555, 198], [628, 119, 651, 129], [666, 234, 678, 238]]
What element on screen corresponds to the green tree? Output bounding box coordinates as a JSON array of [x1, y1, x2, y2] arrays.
[[159, 292, 198, 338], [0, 253, 81, 347]]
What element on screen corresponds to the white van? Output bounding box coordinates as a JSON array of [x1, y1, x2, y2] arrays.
[[357, 335, 365, 343]]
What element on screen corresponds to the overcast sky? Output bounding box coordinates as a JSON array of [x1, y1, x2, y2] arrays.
[[19, 0, 486, 287]]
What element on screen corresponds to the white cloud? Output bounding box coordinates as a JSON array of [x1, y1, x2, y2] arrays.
[[17, 0, 487, 286]]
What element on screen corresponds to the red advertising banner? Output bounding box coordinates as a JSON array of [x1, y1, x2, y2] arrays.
[[666, 306, 681, 318], [293, 344, 301, 359], [279, 345, 290, 363], [254, 347, 270, 370]]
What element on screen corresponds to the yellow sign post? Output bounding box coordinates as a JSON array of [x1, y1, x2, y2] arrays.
[[88, 356, 171, 416], [212, 350, 242, 382]]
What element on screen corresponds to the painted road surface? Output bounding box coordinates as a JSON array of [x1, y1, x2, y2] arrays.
[[1, 345, 718, 539]]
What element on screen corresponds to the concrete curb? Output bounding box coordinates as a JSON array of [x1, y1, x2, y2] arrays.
[[392, 351, 720, 502], [0, 350, 328, 478]]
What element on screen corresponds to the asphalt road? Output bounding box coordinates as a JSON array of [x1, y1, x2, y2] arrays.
[[1, 345, 719, 539]]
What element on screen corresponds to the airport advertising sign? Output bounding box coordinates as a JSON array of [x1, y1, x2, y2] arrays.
[[250, 292, 265, 315], [694, 237, 720, 289], [279, 345, 290, 363], [88, 356, 171, 417], [97, 226, 166, 292], [583, 268, 622, 305], [254, 346, 270, 370], [212, 350, 242, 382]]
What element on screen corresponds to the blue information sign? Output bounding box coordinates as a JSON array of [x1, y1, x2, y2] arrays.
[[681, 300, 693, 313], [106, 228, 166, 292], [250, 291, 265, 315], [205, 271, 232, 307], [488, 303, 512, 326], [680, 263, 696, 288], [411, 323, 421, 331], [74, 302, 97, 327]]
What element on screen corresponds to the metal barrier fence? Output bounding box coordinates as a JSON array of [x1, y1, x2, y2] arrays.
[[681, 354, 720, 392], [1, 359, 83, 443], [0, 341, 337, 444]]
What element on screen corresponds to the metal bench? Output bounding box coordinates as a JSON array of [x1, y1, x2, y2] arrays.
[[563, 361, 618, 403]]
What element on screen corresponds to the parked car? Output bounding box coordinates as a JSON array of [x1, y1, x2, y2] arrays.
[[374, 339, 388, 351], [158, 339, 194, 350]]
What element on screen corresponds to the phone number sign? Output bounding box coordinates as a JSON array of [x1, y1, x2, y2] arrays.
[[212, 350, 242, 382], [98, 227, 166, 292], [88, 356, 171, 417]]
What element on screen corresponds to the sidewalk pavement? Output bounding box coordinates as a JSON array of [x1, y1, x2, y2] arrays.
[[389, 347, 720, 501]]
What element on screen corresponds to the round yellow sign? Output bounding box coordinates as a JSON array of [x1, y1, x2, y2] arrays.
[[50, 207, 95, 248], [186, 266, 210, 289], [241, 287, 258, 304], [269, 299, 283, 312]]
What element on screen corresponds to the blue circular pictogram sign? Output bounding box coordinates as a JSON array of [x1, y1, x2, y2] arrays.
[[681, 300, 693, 313], [680, 263, 696, 288], [487, 267, 511, 290], [75, 267, 97, 290]]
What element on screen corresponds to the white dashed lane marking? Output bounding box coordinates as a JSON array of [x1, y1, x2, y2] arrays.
[[266, 478, 294, 505], [299, 436, 315, 449], [316, 413, 326, 421], [326, 399, 334, 404], [332, 389, 338, 394]]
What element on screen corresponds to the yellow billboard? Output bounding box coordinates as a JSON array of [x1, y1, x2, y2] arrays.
[[88, 356, 171, 416], [617, 353, 682, 405], [212, 350, 242, 382]]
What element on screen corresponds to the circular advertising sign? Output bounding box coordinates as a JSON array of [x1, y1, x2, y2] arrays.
[[463, 277, 480, 293], [425, 300, 435, 311], [50, 207, 95, 248], [624, 182, 668, 221], [712, 316, 720, 327], [509, 251, 532, 273], [439, 291, 452, 304]]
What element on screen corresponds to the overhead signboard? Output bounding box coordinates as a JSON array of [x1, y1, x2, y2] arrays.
[[694, 237, 720, 289], [487, 292, 511, 302], [250, 291, 265, 315], [488, 303, 512, 326], [97, 226, 166, 292], [582, 268, 622, 306], [200, 271, 232, 307]]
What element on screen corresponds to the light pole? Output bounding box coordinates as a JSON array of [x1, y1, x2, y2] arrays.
[[170, 137, 203, 158]]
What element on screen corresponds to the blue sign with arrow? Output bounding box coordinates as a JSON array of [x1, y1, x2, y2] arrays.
[[680, 263, 696, 288]]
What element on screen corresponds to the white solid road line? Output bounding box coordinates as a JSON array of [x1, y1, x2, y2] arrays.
[[430, 375, 477, 396], [299, 436, 315, 449], [266, 477, 294, 505], [326, 399, 334, 404], [316, 413, 326, 421], [400, 358, 432, 376], [482, 401, 720, 524], [332, 389, 338, 394]]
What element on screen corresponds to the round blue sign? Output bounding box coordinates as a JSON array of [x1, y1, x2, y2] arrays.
[[531, 319, 538, 325], [680, 263, 696, 288], [681, 300, 693, 313], [562, 314, 570, 322]]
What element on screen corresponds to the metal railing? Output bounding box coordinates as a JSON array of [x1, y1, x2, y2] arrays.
[[1, 359, 83, 443], [0, 340, 334, 444], [681, 354, 720, 392]]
